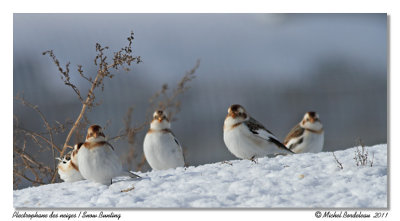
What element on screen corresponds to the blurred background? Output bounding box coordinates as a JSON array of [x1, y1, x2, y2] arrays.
[[14, 14, 387, 188]]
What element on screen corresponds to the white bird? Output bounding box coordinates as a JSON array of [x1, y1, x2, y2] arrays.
[[70, 142, 82, 171], [143, 110, 185, 170], [223, 104, 294, 160], [76, 125, 140, 185], [284, 111, 324, 153], [57, 144, 84, 182]]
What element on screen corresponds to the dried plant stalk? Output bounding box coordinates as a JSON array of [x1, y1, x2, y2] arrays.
[[14, 32, 141, 188], [353, 138, 373, 167], [332, 152, 344, 170], [14, 31, 199, 189], [117, 60, 200, 171]]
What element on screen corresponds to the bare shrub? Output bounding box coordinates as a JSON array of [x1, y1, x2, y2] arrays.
[[13, 32, 199, 189], [14, 32, 141, 188], [109, 60, 200, 171], [148, 60, 200, 121], [354, 138, 374, 167], [14, 96, 74, 187]]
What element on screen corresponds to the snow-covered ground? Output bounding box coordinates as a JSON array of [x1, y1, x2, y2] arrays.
[[14, 144, 387, 208]]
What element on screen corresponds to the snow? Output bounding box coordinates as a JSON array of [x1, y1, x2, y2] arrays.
[[13, 144, 387, 208]]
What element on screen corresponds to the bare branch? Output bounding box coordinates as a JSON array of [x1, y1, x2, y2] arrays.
[[14, 147, 41, 167], [353, 138, 373, 167], [42, 50, 84, 102], [59, 32, 142, 161], [14, 32, 142, 188], [77, 65, 93, 84], [136, 154, 147, 172], [14, 170, 46, 185], [14, 31, 200, 189], [118, 60, 200, 171], [149, 60, 200, 121], [15, 128, 61, 153], [332, 152, 343, 170]]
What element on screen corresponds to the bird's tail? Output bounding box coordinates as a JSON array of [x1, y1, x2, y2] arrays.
[[120, 171, 141, 179], [269, 137, 295, 154]]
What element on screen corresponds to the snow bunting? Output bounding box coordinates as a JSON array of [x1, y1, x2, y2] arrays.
[[284, 111, 324, 153], [143, 110, 185, 170], [76, 125, 140, 185], [70, 142, 83, 169], [223, 104, 294, 160], [57, 144, 84, 182]]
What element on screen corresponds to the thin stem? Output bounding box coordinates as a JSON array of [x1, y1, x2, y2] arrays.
[[16, 128, 61, 152], [60, 63, 115, 158], [14, 170, 45, 185]]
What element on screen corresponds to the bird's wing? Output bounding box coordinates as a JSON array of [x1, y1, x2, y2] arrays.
[[165, 129, 186, 164], [169, 133, 184, 153], [247, 117, 275, 135], [245, 117, 294, 153], [163, 129, 181, 148], [171, 133, 181, 147], [284, 124, 305, 150], [105, 141, 115, 151]]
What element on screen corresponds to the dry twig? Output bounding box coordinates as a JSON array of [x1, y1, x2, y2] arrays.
[[353, 138, 373, 167], [14, 32, 198, 189], [14, 32, 141, 188], [120, 185, 135, 193], [332, 152, 344, 170]]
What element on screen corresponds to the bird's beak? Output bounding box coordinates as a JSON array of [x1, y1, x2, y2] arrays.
[[228, 112, 236, 118], [310, 118, 316, 123], [158, 117, 163, 122]]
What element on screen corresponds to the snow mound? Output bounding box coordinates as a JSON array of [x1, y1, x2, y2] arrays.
[[13, 144, 387, 208]]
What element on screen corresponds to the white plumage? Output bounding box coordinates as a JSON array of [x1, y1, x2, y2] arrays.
[[284, 112, 324, 153], [223, 104, 293, 160], [57, 148, 84, 182], [143, 110, 185, 170], [76, 125, 139, 185]]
